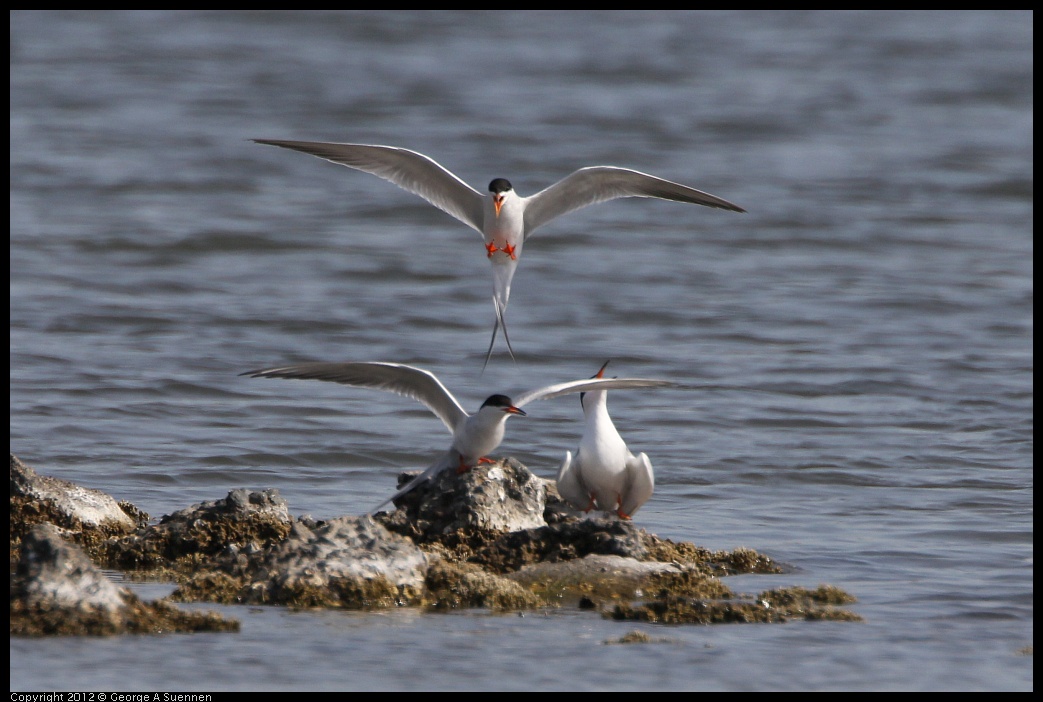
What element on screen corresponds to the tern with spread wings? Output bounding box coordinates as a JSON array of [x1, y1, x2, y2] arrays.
[[252, 140, 745, 369], [241, 361, 675, 514]]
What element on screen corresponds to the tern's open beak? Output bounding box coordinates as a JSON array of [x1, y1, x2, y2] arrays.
[[504, 405, 526, 416], [493, 194, 504, 216]]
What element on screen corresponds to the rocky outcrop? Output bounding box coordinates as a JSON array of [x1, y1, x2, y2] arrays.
[[10, 523, 238, 637], [104, 487, 294, 571], [9, 454, 146, 564], [174, 515, 429, 608], [378, 457, 547, 536], [10, 452, 862, 633]]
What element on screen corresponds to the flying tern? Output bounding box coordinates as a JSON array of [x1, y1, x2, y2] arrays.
[[556, 361, 657, 519], [252, 139, 746, 370], [241, 361, 675, 514]]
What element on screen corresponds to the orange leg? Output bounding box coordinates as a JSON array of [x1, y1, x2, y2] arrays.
[[485, 242, 517, 260], [615, 494, 631, 520], [458, 456, 496, 474]]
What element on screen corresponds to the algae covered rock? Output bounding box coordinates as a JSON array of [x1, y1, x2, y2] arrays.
[[174, 515, 429, 609], [10, 453, 862, 625], [104, 487, 294, 571], [11, 524, 238, 637], [378, 457, 547, 537], [607, 583, 864, 625], [10, 454, 145, 564]]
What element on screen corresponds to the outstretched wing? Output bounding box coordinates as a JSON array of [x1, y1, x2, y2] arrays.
[[512, 376, 676, 409], [241, 361, 469, 433], [522, 166, 745, 238], [254, 140, 486, 233]]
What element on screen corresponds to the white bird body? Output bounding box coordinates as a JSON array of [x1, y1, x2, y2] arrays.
[[253, 140, 744, 368], [556, 362, 656, 519], [241, 361, 674, 514], [451, 399, 514, 466]]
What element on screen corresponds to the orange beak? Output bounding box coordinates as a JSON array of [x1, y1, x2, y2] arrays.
[[595, 360, 610, 379], [493, 194, 504, 216], [504, 405, 526, 416]]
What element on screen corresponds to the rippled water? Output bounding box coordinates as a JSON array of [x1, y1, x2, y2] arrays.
[[10, 10, 1032, 691]]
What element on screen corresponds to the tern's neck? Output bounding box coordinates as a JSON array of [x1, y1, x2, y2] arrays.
[[583, 390, 613, 424], [456, 407, 508, 460], [459, 407, 511, 447]]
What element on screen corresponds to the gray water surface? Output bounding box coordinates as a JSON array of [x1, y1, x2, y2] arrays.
[[9, 10, 1033, 691]]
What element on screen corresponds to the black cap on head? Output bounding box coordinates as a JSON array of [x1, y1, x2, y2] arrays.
[[481, 394, 514, 409], [488, 178, 513, 194], [481, 393, 526, 415]]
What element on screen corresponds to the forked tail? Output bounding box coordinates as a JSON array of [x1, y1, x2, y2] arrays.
[[481, 295, 517, 374]]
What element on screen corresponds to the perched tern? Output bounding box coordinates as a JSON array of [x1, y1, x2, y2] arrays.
[[241, 361, 675, 514], [252, 139, 746, 370], [556, 361, 657, 519]]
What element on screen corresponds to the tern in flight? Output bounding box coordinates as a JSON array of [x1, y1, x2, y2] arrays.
[[555, 361, 660, 519], [241, 361, 675, 514], [252, 140, 745, 370]]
